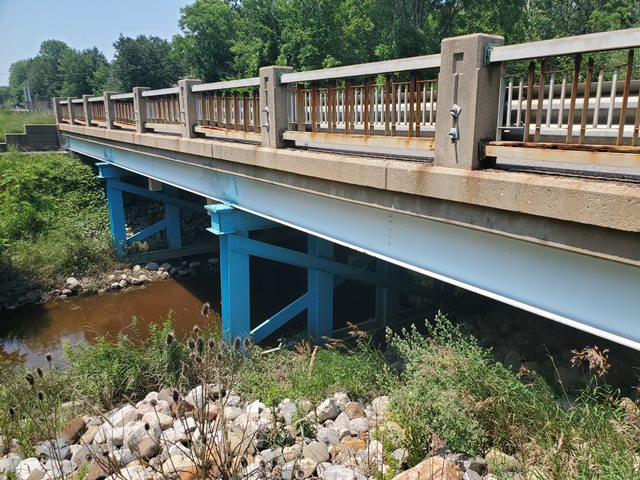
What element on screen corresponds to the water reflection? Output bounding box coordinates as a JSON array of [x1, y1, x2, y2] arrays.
[[0, 275, 218, 367]]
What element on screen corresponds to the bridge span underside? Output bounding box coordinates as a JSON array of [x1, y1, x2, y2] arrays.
[[62, 133, 640, 350]]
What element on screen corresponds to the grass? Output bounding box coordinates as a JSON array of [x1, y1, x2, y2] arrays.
[[0, 109, 54, 140], [0, 149, 121, 305], [387, 313, 640, 479]]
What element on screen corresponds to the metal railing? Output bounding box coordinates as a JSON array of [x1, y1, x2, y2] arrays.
[[112, 93, 135, 128], [143, 87, 181, 132], [192, 78, 261, 142], [493, 31, 640, 148], [280, 55, 439, 154], [71, 99, 85, 123], [89, 97, 105, 124], [60, 100, 69, 123]]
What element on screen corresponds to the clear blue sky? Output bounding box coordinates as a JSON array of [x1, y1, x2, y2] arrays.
[[0, 0, 192, 86]]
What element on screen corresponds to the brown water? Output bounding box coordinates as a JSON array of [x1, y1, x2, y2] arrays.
[[0, 275, 219, 367]]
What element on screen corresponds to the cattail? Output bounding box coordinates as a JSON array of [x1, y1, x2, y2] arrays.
[[192, 325, 200, 335], [172, 390, 179, 403], [187, 338, 196, 351], [8, 407, 15, 417], [232, 337, 241, 351], [195, 356, 203, 364], [150, 399, 157, 407], [166, 332, 174, 346], [201, 302, 211, 317], [243, 337, 251, 349], [144, 422, 150, 431], [36, 368, 43, 378], [196, 337, 204, 354], [25, 373, 35, 386], [216, 352, 223, 362], [207, 338, 215, 350], [37, 391, 45, 401], [45, 353, 52, 363]]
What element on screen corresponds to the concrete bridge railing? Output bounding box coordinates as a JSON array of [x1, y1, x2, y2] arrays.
[[54, 27, 640, 172]]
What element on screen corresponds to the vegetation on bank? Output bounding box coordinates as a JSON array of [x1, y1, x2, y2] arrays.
[[0, 149, 119, 306], [1, 313, 638, 478], [0, 109, 54, 140]]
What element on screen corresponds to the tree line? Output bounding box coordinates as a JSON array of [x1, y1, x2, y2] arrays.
[[2, 0, 639, 106]]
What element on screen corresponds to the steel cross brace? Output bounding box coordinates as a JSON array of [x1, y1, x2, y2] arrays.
[[97, 162, 202, 255]]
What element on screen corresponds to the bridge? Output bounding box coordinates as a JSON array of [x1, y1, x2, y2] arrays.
[[52, 30, 640, 349]]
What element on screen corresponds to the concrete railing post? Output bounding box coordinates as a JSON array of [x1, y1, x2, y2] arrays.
[[178, 79, 202, 138], [133, 87, 150, 133], [52, 97, 63, 124], [104, 92, 117, 129], [82, 94, 92, 125], [259, 66, 294, 148], [67, 97, 76, 125], [434, 34, 504, 170]]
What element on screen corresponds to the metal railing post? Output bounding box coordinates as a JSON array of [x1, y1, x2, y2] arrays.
[[104, 92, 117, 130], [434, 34, 504, 169], [178, 79, 202, 138], [133, 87, 151, 133], [259, 66, 294, 148]]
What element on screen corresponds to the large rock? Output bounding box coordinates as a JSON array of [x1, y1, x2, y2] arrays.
[[16, 458, 45, 480], [321, 465, 366, 480], [60, 416, 86, 444], [66, 277, 82, 292], [484, 448, 517, 471], [161, 454, 195, 476], [123, 420, 161, 451], [142, 411, 173, 430], [109, 405, 141, 428], [302, 441, 329, 463], [0, 453, 21, 474], [37, 438, 70, 461], [370, 396, 390, 417], [390, 456, 463, 480], [317, 427, 341, 446], [316, 398, 340, 422], [145, 262, 159, 271], [138, 437, 161, 459], [344, 401, 366, 419], [349, 417, 369, 434]]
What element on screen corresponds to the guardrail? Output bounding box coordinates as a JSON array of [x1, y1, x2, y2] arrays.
[[281, 55, 440, 155], [112, 93, 135, 129], [487, 29, 640, 169], [52, 28, 640, 172], [142, 87, 181, 133], [89, 96, 106, 125], [192, 78, 261, 143]]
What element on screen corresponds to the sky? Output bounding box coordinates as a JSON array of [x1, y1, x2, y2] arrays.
[[0, 0, 192, 86]]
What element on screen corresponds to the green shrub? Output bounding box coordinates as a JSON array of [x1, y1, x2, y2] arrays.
[[0, 150, 120, 303]]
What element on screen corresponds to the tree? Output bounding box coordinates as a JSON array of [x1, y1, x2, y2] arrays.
[[8, 59, 34, 105], [111, 35, 183, 91], [173, 0, 239, 81], [27, 40, 71, 100], [60, 48, 110, 97]]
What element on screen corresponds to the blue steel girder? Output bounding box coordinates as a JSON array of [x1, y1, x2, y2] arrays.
[[65, 135, 640, 350], [206, 203, 278, 234]]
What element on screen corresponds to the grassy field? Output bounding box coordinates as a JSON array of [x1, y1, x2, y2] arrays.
[[0, 109, 55, 140]]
